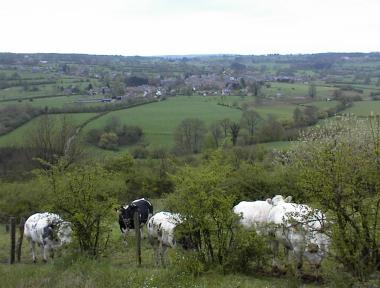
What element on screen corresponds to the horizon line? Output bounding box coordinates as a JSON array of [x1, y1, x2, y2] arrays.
[[1, 51, 380, 58]]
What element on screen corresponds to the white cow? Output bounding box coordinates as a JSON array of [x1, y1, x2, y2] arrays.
[[24, 212, 72, 263], [233, 195, 292, 230], [267, 201, 330, 269], [147, 211, 195, 266], [233, 195, 330, 269]]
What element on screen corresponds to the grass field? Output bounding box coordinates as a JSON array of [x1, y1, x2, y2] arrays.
[[344, 100, 380, 116], [0, 94, 111, 109], [262, 82, 336, 100], [0, 213, 320, 288], [83, 96, 244, 148], [307, 100, 339, 110], [0, 113, 98, 147]]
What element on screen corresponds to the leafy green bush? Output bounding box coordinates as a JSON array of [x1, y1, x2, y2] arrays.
[[282, 117, 380, 282], [223, 228, 269, 273], [167, 151, 239, 266], [43, 160, 118, 256]]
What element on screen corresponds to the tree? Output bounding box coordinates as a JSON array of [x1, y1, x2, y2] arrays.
[[27, 115, 81, 165], [166, 152, 239, 266], [43, 160, 118, 257], [219, 118, 231, 138], [98, 132, 119, 150], [104, 116, 121, 133], [308, 83, 317, 99], [209, 121, 223, 148], [174, 118, 206, 154], [229, 121, 240, 146], [259, 115, 285, 142], [247, 81, 262, 97], [240, 110, 261, 138], [282, 118, 380, 282]]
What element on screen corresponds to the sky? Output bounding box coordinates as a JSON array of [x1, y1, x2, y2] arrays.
[[0, 0, 379, 56]]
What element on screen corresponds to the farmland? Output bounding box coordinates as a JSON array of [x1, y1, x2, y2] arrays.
[[0, 113, 97, 147], [0, 53, 379, 287]]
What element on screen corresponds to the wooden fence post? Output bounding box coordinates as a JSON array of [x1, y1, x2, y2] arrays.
[[133, 211, 141, 266], [9, 217, 16, 264], [16, 217, 25, 262]]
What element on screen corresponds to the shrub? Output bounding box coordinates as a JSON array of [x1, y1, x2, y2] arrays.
[[223, 228, 269, 273], [43, 160, 118, 256], [282, 117, 380, 282], [167, 151, 239, 266], [98, 132, 119, 150]]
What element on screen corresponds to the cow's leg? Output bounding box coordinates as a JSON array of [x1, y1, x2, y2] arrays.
[[50, 248, 55, 259], [294, 250, 303, 271], [42, 245, 48, 262], [154, 240, 161, 266], [122, 230, 128, 247], [160, 245, 168, 267], [140, 225, 144, 239], [271, 240, 280, 272], [29, 239, 37, 263]]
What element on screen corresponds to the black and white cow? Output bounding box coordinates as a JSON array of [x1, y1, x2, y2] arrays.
[[118, 198, 153, 239], [24, 212, 72, 263]]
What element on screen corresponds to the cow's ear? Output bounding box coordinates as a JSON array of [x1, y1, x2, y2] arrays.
[[266, 198, 273, 204], [285, 196, 292, 203]]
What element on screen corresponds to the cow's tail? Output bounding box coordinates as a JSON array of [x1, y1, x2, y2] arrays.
[[148, 202, 154, 222]]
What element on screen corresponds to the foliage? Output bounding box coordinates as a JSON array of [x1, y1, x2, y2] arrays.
[[280, 117, 380, 281], [0, 179, 48, 220], [167, 151, 239, 267], [0, 104, 41, 135], [240, 110, 261, 139], [27, 114, 82, 165], [87, 116, 144, 150], [98, 132, 119, 150], [174, 118, 206, 154], [223, 228, 269, 273], [42, 160, 119, 256]]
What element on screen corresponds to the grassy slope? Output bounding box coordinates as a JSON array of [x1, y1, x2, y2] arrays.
[[0, 220, 319, 288], [0, 113, 97, 147], [83, 96, 243, 149], [344, 100, 380, 116]]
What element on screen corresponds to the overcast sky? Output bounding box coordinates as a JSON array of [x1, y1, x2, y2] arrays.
[[1, 0, 379, 56]]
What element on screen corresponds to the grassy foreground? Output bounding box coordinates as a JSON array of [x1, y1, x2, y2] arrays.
[[0, 223, 320, 288]]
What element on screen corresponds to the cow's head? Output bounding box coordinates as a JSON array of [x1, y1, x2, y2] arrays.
[[118, 204, 138, 234], [174, 222, 199, 251], [303, 231, 330, 268], [267, 195, 292, 206], [57, 221, 72, 245], [45, 220, 72, 247]]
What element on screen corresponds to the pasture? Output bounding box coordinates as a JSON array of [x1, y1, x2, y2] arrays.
[[83, 96, 244, 148], [262, 82, 336, 100], [344, 100, 380, 116], [0, 215, 320, 288], [0, 113, 98, 147]]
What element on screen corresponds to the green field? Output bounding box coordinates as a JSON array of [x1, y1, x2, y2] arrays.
[[262, 82, 336, 100], [0, 95, 111, 110], [0, 95, 343, 151], [344, 100, 380, 116], [83, 96, 244, 148], [0, 113, 98, 147]]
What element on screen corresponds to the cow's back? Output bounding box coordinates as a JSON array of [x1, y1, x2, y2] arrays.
[[147, 211, 179, 247], [233, 200, 272, 228], [132, 198, 153, 224], [24, 213, 61, 244]]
